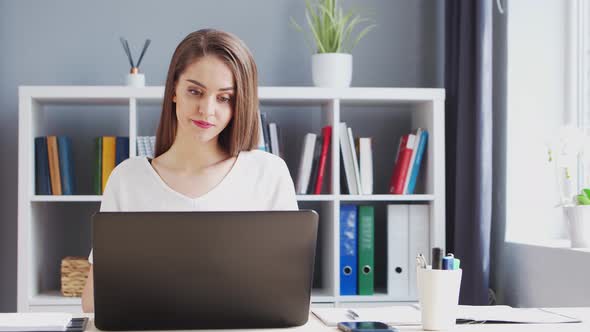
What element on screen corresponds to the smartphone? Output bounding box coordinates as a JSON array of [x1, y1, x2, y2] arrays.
[[337, 321, 398, 332]]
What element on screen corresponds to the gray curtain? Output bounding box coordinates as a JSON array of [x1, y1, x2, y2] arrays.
[[444, 0, 494, 305]]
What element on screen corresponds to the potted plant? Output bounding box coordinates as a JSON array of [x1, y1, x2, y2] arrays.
[[291, 0, 375, 88], [547, 125, 590, 248]]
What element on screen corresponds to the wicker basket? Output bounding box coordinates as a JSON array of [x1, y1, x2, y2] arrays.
[[60, 256, 90, 297]]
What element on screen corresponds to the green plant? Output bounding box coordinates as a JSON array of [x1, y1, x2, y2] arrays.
[[290, 0, 375, 54]]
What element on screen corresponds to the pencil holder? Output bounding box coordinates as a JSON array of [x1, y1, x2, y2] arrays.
[[417, 267, 462, 330], [126, 68, 145, 87]]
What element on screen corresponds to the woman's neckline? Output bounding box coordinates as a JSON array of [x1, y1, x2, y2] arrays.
[[143, 152, 242, 202]]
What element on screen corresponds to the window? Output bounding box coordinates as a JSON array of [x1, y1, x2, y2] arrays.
[[505, 0, 590, 243]]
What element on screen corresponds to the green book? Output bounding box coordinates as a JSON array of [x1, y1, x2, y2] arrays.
[[358, 205, 374, 295], [94, 137, 102, 195]]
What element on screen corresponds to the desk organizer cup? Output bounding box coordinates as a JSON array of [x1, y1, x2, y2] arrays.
[[417, 267, 462, 330]]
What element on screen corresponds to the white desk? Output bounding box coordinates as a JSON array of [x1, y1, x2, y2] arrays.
[[80, 307, 590, 332]]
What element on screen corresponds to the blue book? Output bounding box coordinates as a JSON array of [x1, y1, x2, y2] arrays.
[[115, 136, 130, 165], [407, 130, 428, 194], [57, 136, 76, 195], [340, 204, 358, 295], [34, 137, 52, 195]]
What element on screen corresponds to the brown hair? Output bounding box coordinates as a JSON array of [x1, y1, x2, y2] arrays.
[[155, 29, 259, 157]]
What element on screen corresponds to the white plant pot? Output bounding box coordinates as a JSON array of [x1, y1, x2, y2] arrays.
[[564, 206, 590, 248], [311, 53, 352, 88]]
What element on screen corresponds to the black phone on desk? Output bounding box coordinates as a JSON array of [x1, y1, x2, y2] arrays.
[[337, 321, 398, 332]]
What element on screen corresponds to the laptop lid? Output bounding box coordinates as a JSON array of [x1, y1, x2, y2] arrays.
[[92, 210, 318, 331]]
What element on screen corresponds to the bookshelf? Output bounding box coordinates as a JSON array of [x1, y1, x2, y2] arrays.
[[18, 86, 445, 312]]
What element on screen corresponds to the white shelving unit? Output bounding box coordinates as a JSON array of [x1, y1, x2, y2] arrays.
[[18, 86, 445, 312]]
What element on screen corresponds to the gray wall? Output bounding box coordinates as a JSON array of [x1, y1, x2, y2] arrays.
[[0, 0, 444, 311]]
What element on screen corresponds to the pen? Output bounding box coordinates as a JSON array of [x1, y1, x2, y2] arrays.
[[432, 247, 442, 269], [346, 309, 359, 320], [416, 253, 427, 269]]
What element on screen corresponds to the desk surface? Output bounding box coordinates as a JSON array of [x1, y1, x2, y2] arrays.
[[80, 307, 590, 332]]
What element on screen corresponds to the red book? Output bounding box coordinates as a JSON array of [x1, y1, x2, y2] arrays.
[[389, 134, 415, 194], [314, 126, 332, 194]]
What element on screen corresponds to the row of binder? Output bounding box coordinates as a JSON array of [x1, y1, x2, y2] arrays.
[[339, 204, 429, 299]]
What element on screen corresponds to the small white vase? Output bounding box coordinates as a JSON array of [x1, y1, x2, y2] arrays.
[[126, 70, 145, 87], [564, 206, 590, 248], [311, 53, 352, 88]]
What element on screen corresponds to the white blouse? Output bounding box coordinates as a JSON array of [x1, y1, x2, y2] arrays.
[[89, 149, 298, 263]]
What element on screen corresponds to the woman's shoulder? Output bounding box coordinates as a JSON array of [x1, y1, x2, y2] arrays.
[[239, 149, 287, 169], [109, 156, 151, 179]]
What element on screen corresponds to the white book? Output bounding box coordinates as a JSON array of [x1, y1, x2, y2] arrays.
[[256, 109, 265, 151], [136, 136, 146, 157], [0, 313, 72, 332], [402, 128, 422, 194], [268, 123, 280, 157], [387, 204, 410, 299], [347, 127, 362, 195], [359, 137, 373, 195], [408, 204, 429, 299], [296, 133, 317, 194], [149, 136, 156, 158], [339, 123, 359, 195]]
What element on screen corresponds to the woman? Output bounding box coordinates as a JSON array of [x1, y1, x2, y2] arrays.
[[81, 29, 298, 312]]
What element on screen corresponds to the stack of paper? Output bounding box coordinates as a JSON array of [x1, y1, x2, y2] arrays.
[[458, 305, 581, 324], [0, 313, 72, 331]]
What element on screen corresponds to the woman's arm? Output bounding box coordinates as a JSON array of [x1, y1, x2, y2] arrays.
[[81, 265, 94, 313]]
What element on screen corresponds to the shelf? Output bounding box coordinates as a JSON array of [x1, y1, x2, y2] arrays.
[[31, 195, 102, 202], [339, 194, 434, 201], [338, 293, 411, 303], [311, 289, 336, 303], [296, 195, 337, 201], [30, 291, 81, 306]]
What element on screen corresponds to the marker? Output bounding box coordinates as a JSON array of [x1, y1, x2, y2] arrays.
[[442, 256, 454, 270], [432, 247, 442, 269]]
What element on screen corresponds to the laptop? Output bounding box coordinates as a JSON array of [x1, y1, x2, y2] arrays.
[[91, 210, 318, 331]]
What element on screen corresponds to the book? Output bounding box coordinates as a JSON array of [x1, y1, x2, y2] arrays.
[[101, 136, 116, 193], [358, 205, 375, 295], [359, 137, 373, 195], [389, 134, 416, 194], [339, 123, 359, 195], [256, 110, 266, 151], [296, 133, 317, 194], [46, 136, 62, 195], [307, 136, 322, 194], [269, 123, 280, 157], [94, 137, 102, 195], [57, 136, 75, 195], [115, 136, 130, 165], [347, 127, 362, 195], [407, 129, 428, 194], [261, 112, 270, 152], [314, 126, 332, 194], [34, 137, 51, 195]]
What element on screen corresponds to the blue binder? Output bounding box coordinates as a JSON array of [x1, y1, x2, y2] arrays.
[[340, 204, 358, 295], [407, 130, 428, 194]]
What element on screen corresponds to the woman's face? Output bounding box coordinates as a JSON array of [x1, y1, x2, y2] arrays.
[[173, 55, 235, 147]]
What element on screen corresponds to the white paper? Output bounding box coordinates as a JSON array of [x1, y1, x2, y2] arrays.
[[312, 306, 422, 327], [458, 305, 581, 324], [0, 313, 72, 331]]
